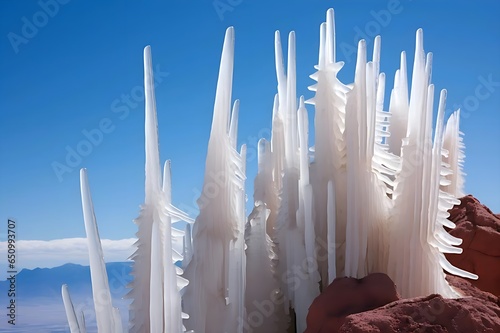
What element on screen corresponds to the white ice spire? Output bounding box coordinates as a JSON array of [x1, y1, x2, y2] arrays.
[[128, 46, 157, 333], [80, 168, 122, 333], [245, 202, 284, 333], [387, 31, 477, 298], [272, 30, 320, 332], [183, 26, 247, 333], [162, 160, 190, 333], [342, 39, 397, 278], [387, 51, 409, 157], [62, 284, 83, 333], [307, 9, 350, 286], [129, 45, 191, 333], [441, 110, 466, 197]]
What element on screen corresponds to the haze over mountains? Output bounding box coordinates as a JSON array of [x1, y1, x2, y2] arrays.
[[0, 262, 132, 332]]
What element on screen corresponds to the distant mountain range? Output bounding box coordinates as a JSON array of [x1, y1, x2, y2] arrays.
[[0, 262, 133, 300], [0, 262, 134, 331]]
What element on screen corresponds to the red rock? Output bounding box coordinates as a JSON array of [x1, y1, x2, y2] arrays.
[[304, 195, 500, 332], [446, 195, 500, 296], [307, 274, 500, 333], [448, 195, 500, 230], [305, 273, 400, 333], [337, 294, 500, 333], [446, 274, 500, 307]]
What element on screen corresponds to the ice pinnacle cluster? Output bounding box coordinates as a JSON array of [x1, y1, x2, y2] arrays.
[[62, 8, 476, 333]]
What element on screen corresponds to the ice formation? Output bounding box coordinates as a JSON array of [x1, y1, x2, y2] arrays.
[[62, 46, 193, 333], [385, 38, 477, 297], [81, 168, 123, 333], [442, 110, 466, 198], [128, 46, 193, 332], [61, 169, 123, 332], [62, 284, 86, 333], [127, 45, 192, 333], [182, 27, 248, 333], [62, 7, 478, 333]]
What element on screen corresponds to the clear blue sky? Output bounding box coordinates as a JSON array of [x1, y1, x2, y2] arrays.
[[1, 0, 499, 243]]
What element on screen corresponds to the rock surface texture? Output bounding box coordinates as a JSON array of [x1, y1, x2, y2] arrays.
[[446, 195, 500, 297], [337, 293, 500, 333], [446, 274, 499, 307]]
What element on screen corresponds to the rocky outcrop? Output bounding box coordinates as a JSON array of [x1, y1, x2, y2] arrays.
[[305, 195, 500, 332], [305, 273, 500, 333], [446, 195, 500, 296], [337, 293, 500, 333]]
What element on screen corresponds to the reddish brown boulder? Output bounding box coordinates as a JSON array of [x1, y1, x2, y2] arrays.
[[446, 195, 500, 296], [337, 294, 500, 333], [305, 273, 400, 333]]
